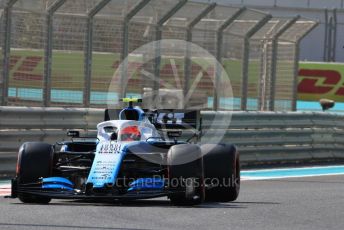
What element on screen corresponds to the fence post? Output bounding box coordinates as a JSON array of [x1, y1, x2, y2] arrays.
[[269, 16, 300, 111], [323, 9, 328, 62], [291, 21, 319, 111], [241, 14, 271, 111], [183, 3, 216, 108], [43, 0, 66, 107], [258, 39, 266, 111], [292, 41, 300, 112], [214, 7, 246, 111], [153, 0, 187, 107], [84, 0, 111, 107], [120, 0, 151, 99], [1, 0, 18, 106], [331, 8, 337, 62], [327, 16, 333, 62]]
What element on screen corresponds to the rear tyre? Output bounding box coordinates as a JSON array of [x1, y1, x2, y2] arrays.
[[167, 144, 204, 206], [16, 142, 54, 204], [202, 144, 240, 202]]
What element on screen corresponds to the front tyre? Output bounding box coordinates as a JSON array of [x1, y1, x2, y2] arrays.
[[16, 142, 54, 204], [167, 144, 204, 206]]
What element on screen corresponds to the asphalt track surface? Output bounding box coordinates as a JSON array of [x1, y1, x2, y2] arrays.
[[0, 175, 343, 230]]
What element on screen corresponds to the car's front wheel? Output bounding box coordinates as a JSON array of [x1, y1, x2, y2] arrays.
[[167, 144, 204, 206], [16, 142, 54, 204]]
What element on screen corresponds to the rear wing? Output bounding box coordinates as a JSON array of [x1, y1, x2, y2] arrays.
[[104, 109, 201, 130], [149, 110, 200, 130]]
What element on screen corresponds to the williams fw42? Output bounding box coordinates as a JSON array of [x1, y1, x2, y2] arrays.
[[9, 98, 240, 205]]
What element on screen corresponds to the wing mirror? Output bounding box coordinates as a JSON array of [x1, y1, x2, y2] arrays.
[[67, 130, 80, 138]]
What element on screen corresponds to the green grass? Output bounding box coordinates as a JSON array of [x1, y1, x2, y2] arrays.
[[9, 49, 260, 96], [9, 50, 344, 104]]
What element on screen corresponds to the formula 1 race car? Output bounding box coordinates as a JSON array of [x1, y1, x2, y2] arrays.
[[9, 98, 240, 205]]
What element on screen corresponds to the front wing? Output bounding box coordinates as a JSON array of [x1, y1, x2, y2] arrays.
[[9, 178, 182, 201]]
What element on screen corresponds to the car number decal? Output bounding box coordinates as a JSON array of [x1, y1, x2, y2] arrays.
[[86, 141, 125, 188]]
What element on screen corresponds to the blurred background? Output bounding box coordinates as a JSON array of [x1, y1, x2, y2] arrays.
[[1, 0, 342, 112]]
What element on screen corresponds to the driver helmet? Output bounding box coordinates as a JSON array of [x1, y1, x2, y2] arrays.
[[119, 126, 141, 141]]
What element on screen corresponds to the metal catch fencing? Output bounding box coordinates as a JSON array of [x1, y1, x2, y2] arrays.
[[0, 0, 317, 111]]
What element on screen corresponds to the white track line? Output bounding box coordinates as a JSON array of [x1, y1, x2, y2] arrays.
[[241, 165, 344, 181]]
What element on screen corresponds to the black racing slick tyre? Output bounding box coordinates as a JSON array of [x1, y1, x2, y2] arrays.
[[167, 144, 204, 206], [16, 142, 54, 204], [202, 144, 240, 202]]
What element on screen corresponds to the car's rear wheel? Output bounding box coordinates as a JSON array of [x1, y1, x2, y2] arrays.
[[167, 144, 204, 206], [16, 142, 54, 204], [202, 144, 240, 202]]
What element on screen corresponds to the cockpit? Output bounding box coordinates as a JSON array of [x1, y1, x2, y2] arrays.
[[97, 120, 158, 142], [103, 125, 141, 142], [119, 126, 141, 141], [97, 98, 158, 142]]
